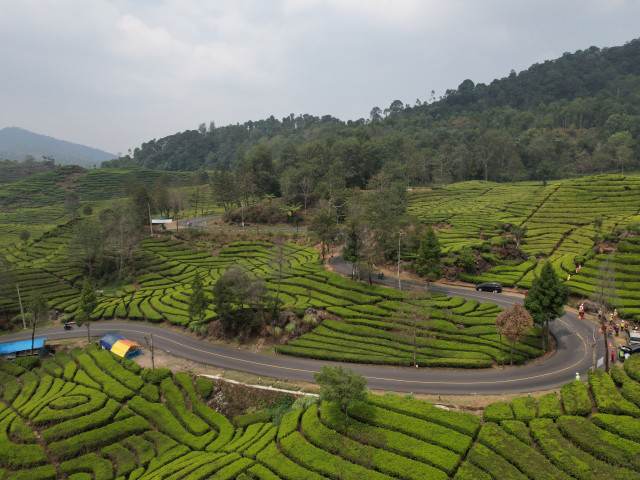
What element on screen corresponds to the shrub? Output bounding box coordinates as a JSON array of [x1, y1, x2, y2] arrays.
[[277, 409, 303, 441], [367, 394, 480, 437], [59, 452, 114, 480], [560, 381, 592, 416], [537, 392, 563, 419], [322, 400, 460, 475], [465, 443, 528, 480], [301, 404, 448, 480], [49, 415, 149, 460], [588, 369, 640, 416], [500, 420, 530, 444], [483, 401, 513, 423], [0, 412, 48, 468], [624, 353, 640, 382], [530, 417, 631, 479], [140, 384, 160, 402], [557, 415, 640, 469], [233, 412, 270, 428], [128, 396, 216, 450], [41, 399, 120, 443], [591, 413, 640, 442], [14, 356, 40, 370], [256, 441, 324, 480], [478, 422, 571, 479], [510, 396, 537, 423], [140, 368, 172, 384]]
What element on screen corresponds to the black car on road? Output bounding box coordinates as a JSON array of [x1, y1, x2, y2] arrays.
[[476, 282, 502, 293]]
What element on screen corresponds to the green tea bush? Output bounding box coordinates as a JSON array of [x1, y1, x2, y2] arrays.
[[500, 420, 530, 445], [560, 381, 592, 416], [465, 443, 527, 480], [483, 401, 513, 423], [510, 396, 537, 423], [48, 415, 149, 460], [301, 404, 447, 480], [256, 441, 324, 480], [588, 369, 640, 416], [537, 392, 563, 419], [140, 367, 172, 384], [322, 400, 460, 475], [530, 417, 631, 479], [557, 415, 640, 469], [14, 356, 40, 370], [478, 422, 571, 479]]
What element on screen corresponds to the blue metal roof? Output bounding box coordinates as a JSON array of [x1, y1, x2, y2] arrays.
[[100, 334, 125, 350], [0, 338, 47, 354]]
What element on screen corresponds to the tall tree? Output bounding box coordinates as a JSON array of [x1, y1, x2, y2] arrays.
[[309, 209, 339, 263], [414, 227, 442, 281], [76, 279, 98, 342], [524, 261, 569, 352], [188, 271, 208, 323], [313, 365, 368, 424], [27, 293, 49, 351]]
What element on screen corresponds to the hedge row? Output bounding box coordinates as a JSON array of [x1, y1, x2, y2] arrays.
[[255, 441, 325, 480], [560, 381, 592, 416], [89, 349, 144, 392], [557, 416, 640, 469], [349, 401, 472, 455], [127, 396, 217, 450], [41, 398, 120, 443], [0, 411, 48, 468], [33, 385, 106, 425], [367, 395, 480, 437], [321, 401, 460, 476], [279, 430, 392, 480], [477, 422, 572, 480], [160, 377, 210, 436], [588, 369, 640, 417], [48, 415, 149, 460], [70, 349, 134, 402]]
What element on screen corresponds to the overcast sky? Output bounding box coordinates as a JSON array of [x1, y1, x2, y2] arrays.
[[1, 0, 639, 155]]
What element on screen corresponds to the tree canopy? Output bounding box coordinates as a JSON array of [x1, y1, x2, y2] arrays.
[[313, 365, 368, 424], [524, 261, 569, 351]]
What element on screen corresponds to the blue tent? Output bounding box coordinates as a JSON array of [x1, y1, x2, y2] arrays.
[[99, 334, 124, 351], [0, 338, 47, 358]]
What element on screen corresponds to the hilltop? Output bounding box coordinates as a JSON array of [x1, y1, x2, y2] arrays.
[[0, 127, 116, 168]]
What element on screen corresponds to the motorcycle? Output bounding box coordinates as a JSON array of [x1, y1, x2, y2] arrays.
[[63, 323, 72, 330]]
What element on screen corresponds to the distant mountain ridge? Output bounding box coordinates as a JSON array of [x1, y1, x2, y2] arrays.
[[0, 127, 116, 167]]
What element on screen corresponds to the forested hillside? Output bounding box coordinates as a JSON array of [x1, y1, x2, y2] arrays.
[[103, 39, 640, 189]]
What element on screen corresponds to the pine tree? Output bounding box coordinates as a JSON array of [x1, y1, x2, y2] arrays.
[[188, 271, 208, 322], [414, 227, 442, 280], [524, 261, 569, 352]]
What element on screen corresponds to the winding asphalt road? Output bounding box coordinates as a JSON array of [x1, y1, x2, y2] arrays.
[[1, 254, 601, 394]]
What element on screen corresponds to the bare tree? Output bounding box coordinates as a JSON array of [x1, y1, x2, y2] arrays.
[[495, 304, 534, 366]]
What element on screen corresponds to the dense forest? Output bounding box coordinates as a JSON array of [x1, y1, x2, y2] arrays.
[[103, 39, 640, 191]]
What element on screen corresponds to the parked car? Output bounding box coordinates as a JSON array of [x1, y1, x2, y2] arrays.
[[476, 282, 502, 293], [621, 344, 640, 354]]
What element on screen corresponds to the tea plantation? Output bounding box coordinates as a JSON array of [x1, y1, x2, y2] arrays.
[[408, 174, 640, 319], [2, 347, 640, 479], [1, 228, 540, 368]]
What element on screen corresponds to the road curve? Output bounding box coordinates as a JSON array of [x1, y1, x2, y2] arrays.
[[1, 268, 600, 394]]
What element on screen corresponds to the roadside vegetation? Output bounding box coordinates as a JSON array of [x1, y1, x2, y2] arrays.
[[2, 347, 640, 479]]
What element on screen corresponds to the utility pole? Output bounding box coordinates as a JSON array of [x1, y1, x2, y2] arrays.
[[598, 308, 609, 373], [145, 334, 155, 369], [397, 229, 405, 291], [591, 326, 598, 372], [16, 285, 26, 329], [147, 203, 153, 237]]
